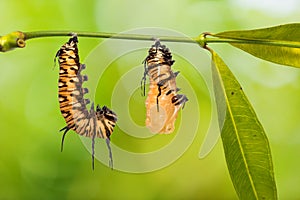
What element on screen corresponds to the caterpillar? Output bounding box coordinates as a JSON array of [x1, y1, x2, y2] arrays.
[[142, 39, 188, 134], [55, 35, 117, 169]]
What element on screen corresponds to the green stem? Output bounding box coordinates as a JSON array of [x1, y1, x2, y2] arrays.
[[25, 31, 197, 43], [25, 30, 300, 49], [2, 30, 300, 53]]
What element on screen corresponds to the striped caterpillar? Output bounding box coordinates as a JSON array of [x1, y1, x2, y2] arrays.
[[55, 35, 117, 169], [142, 40, 188, 133]]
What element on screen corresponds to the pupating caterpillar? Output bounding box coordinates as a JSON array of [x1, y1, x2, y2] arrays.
[[142, 39, 188, 133], [55, 35, 117, 169]]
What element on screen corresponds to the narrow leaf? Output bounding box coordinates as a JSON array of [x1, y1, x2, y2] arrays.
[[210, 50, 277, 199], [213, 23, 300, 67]]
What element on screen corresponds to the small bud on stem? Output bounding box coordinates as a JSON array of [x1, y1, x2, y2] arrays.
[[0, 31, 26, 52]]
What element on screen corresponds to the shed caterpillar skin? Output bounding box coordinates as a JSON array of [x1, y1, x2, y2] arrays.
[[55, 35, 117, 169], [142, 40, 188, 133]]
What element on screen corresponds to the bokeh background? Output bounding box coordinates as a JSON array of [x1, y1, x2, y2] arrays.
[[1, 0, 300, 199]]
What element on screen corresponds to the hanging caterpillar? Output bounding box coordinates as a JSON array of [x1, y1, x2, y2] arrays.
[[55, 35, 117, 169], [142, 39, 188, 134]]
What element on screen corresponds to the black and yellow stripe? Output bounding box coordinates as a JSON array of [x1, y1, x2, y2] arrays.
[[55, 35, 117, 169]]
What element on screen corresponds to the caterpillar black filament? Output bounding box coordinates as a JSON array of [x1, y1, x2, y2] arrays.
[[142, 39, 188, 133], [55, 35, 117, 169]]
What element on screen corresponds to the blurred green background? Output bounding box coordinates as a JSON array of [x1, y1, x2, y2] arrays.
[[1, 0, 300, 199]]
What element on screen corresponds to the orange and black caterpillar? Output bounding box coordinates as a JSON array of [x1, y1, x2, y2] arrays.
[[142, 40, 188, 133], [55, 35, 117, 169]]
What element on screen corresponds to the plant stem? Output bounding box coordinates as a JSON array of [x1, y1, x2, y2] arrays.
[[2, 30, 300, 53], [24, 31, 197, 43], [26, 31, 300, 48]]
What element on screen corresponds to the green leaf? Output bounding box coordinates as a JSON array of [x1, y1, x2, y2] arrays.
[[213, 23, 300, 68], [210, 50, 277, 199]]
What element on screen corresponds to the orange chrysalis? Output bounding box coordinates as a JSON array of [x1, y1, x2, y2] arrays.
[[142, 40, 188, 133]]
